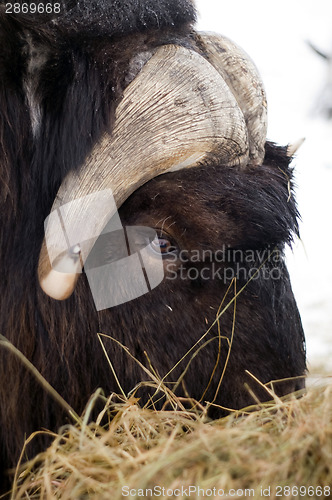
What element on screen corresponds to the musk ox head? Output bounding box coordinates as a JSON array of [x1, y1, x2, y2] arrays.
[[0, 0, 306, 491], [38, 32, 268, 301]]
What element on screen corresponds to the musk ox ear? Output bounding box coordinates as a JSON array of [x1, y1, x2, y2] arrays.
[[213, 141, 301, 250], [257, 141, 300, 247], [164, 141, 300, 253]]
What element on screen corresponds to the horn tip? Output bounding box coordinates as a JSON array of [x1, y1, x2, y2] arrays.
[[38, 246, 82, 300], [40, 269, 80, 301], [287, 138, 306, 158]]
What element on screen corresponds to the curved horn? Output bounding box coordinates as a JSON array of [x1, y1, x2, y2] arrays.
[[196, 32, 268, 166], [38, 44, 251, 300]]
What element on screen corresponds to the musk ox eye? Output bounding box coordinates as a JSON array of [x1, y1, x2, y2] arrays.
[[150, 235, 178, 257]]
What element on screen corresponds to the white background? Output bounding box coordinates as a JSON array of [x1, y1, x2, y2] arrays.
[[195, 0, 332, 373]]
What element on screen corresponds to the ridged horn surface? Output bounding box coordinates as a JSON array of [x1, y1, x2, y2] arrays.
[[38, 43, 250, 300], [197, 32, 268, 165]]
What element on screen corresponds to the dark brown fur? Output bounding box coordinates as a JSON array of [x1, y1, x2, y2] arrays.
[[0, 1, 305, 493]]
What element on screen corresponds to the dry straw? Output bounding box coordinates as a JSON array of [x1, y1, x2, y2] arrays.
[[5, 377, 331, 500]]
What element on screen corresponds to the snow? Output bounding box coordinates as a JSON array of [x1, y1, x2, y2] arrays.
[[195, 0, 332, 372]]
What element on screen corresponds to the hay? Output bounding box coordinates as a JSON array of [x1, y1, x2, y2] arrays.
[[8, 380, 332, 500]]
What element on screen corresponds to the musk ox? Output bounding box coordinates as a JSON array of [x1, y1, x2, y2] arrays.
[[0, 0, 306, 491]]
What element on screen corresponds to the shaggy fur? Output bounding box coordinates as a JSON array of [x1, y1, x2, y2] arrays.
[[0, 1, 305, 493]]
